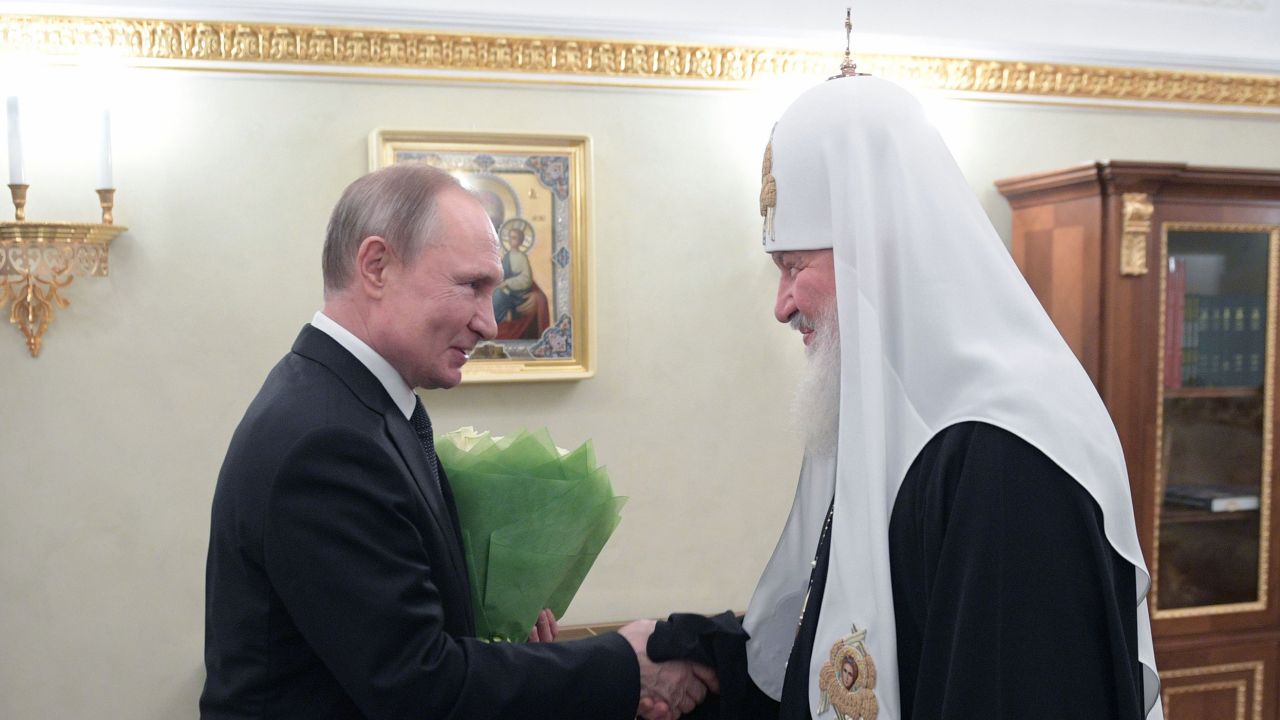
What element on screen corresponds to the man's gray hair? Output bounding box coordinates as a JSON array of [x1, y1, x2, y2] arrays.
[[322, 164, 462, 295]]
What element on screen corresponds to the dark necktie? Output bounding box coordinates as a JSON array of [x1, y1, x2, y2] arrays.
[[409, 397, 442, 487]]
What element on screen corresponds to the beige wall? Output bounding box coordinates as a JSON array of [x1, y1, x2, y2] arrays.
[[2, 64, 1278, 717]]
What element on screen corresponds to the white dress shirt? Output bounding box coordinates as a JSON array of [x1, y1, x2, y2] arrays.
[[310, 311, 417, 421]]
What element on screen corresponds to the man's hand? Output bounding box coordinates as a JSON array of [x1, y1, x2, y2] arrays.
[[527, 608, 559, 643], [619, 619, 719, 720]]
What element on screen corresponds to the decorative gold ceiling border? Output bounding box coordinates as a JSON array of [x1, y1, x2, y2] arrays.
[[2, 14, 1278, 109]]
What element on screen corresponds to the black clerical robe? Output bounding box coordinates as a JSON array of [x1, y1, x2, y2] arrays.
[[650, 422, 1145, 720]]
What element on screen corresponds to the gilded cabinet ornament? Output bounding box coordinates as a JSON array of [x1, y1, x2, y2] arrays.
[[1121, 192, 1154, 276]]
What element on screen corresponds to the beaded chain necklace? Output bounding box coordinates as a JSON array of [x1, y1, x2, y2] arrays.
[[796, 501, 836, 634]]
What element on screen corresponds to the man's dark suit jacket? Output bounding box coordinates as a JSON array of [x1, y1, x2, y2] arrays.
[[201, 325, 639, 719]]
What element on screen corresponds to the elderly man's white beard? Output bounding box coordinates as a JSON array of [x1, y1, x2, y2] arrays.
[[791, 308, 841, 457]]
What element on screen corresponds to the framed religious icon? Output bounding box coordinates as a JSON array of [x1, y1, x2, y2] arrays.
[[370, 130, 593, 382]]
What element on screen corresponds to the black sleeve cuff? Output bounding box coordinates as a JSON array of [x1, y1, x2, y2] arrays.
[[648, 611, 758, 720]]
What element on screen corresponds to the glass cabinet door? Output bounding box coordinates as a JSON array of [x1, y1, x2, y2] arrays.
[[1154, 225, 1279, 616]]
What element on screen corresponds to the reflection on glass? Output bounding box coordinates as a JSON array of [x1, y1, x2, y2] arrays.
[[1157, 228, 1272, 611]]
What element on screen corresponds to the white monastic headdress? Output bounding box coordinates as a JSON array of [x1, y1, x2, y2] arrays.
[[742, 74, 1161, 719]]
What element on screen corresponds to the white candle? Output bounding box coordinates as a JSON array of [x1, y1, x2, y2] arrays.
[[97, 108, 113, 189], [6, 96, 23, 185]]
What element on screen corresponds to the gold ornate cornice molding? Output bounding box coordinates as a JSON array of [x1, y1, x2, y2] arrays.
[[2, 14, 1278, 110], [0, 15, 832, 82], [876, 55, 1279, 110]]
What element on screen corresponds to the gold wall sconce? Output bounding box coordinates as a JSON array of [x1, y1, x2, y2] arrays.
[[1, 97, 125, 357], [1, 186, 124, 357]]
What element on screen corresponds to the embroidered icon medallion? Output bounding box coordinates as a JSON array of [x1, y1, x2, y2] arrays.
[[817, 624, 878, 720]]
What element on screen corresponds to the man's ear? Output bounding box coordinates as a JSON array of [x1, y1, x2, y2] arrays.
[[354, 236, 394, 298]]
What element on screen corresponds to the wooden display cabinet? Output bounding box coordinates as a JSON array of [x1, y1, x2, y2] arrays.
[[997, 162, 1280, 718]]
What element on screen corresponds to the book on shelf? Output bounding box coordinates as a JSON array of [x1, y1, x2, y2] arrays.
[[1165, 483, 1261, 512], [1176, 290, 1266, 389]]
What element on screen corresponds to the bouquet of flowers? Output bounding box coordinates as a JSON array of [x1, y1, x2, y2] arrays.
[[435, 427, 626, 642]]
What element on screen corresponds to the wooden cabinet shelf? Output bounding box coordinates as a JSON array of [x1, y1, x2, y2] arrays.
[[1162, 508, 1260, 524], [1165, 386, 1263, 399]]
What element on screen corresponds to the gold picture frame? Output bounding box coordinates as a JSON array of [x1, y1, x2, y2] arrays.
[[370, 130, 593, 383]]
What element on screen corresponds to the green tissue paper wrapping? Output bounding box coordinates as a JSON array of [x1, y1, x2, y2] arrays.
[[435, 427, 626, 642]]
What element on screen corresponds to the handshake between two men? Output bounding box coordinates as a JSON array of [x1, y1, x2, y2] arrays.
[[203, 65, 1162, 720], [621, 618, 719, 720], [530, 610, 719, 720]]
